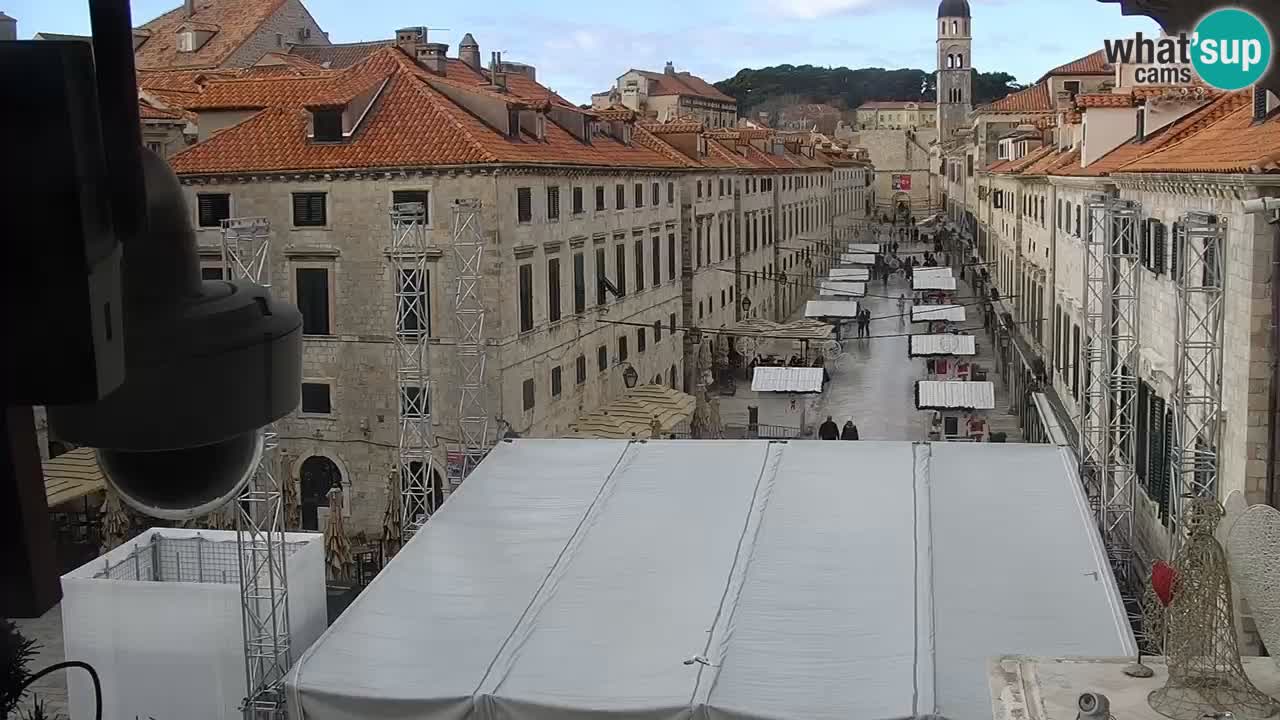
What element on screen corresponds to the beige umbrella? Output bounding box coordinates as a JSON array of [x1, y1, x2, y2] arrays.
[[100, 488, 132, 552], [323, 486, 352, 583], [282, 467, 302, 531], [381, 470, 403, 560]]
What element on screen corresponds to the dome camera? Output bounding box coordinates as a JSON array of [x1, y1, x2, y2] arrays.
[[48, 149, 302, 520]]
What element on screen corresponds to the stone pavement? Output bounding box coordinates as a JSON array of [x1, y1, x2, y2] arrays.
[[12, 604, 69, 719]]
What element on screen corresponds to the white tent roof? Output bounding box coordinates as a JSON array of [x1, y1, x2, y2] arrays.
[[910, 333, 977, 357], [913, 275, 957, 291], [846, 243, 879, 253], [912, 304, 966, 323], [916, 380, 996, 410], [914, 267, 952, 281], [751, 366, 824, 393], [805, 300, 859, 318], [287, 440, 1135, 720], [818, 280, 865, 297], [840, 252, 876, 265], [827, 267, 870, 281]]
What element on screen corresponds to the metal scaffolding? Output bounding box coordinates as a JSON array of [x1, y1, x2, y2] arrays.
[[1168, 212, 1227, 542], [221, 217, 291, 720], [450, 199, 490, 485], [390, 201, 439, 538], [1080, 195, 1141, 588]]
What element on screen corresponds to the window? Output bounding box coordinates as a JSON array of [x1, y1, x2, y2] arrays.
[[697, 180, 703, 199], [1075, 205, 1082, 236], [522, 378, 535, 411], [616, 184, 626, 209], [1152, 221, 1167, 274], [635, 183, 644, 208], [637, 327, 646, 353], [634, 240, 645, 291], [397, 268, 430, 337], [201, 266, 224, 281], [391, 190, 429, 225], [400, 385, 428, 418], [651, 182, 659, 206], [669, 313, 676, 333], [295, 267, 331, 335], [595, 185, 606, 211], [618, 335, 629, 362], [966, 155, 973, 177], [292, 192, 327, 227], [653, 320, 662, 342], [596, 247, 607, 304], [573, 252, 586, 314], [651, 237, 661, 288], [1071, 324, 1081, 399], [517, 187, 533, 223], [518, 263, 534, 332], [721, 289, 726, 308], [197, 193, 231, 228], [547, 257, 561, 323], [615, 244, 627, 296], [718, 222, 725, 261], [576, 355, 587, 384], [547, 186, 560, 220], [667, 182, 674, 204], [551, 366, 562, 397], [300, 382, 332, 414], [572, 187, 584, 215], [598, 345, 608, 371], [312, 109, 343, 142], [667, 234, 676, 281]]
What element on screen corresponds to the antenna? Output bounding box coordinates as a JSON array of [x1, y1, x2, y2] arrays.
[[420, 26, 449, 43]]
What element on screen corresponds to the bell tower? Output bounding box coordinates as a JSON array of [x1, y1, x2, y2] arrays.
[[936, 0, 973, 142]]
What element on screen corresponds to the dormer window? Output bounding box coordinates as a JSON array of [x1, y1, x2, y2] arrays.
[[177, 31, 196, 52], [508, 109, 521, 139], [312, 109, 343, 142]]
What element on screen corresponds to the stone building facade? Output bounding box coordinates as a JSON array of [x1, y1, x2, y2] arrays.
[[592, 64, 738, 129], [854, 127, 937, 220], [855, 102, 936, 131]]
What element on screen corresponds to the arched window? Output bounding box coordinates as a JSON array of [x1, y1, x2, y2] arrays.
[[956, 53, 963, 67], [946, 54, 954, 69], [940, 20, 946, 34], [952, 20, 958, 34], [300, 455, 342, 531]]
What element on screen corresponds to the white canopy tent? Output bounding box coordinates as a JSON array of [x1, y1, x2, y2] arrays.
[[909, 334, 977, 357], [913, 267, 952, 282], [751, 367, 824, 393], [805, 300, 859, 318], [827, 267, 870, 281], [915, 380, 997, 410], [913, 275, 957, 291], [846, 243, 879, 253], [840, 252, 876, 265], [911, 304, 966, 323], [818, 280, 865, 297], [287, 440, 1135, 720]]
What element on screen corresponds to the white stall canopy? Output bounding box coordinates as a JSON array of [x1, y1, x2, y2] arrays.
[[846, 243, 879, 253], [841, 252, 876, 265], [912, 304, 966, 323], [751, 366, 824, 393], [910, 334, 977, 357], [913, 267, 953, 282], [286, 440, 1134, 720], [913, 275, 958, 291], [915, 380, 996, 410], [805, 300, 860, 319], [819, 280, 866, 297], [827, 267, 870, 281]]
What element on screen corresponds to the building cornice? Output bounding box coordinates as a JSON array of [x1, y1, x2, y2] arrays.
[[1109, 172, 1280, 198], [177, 163, 702, 185]]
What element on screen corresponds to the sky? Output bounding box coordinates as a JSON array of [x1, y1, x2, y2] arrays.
[[8, 0, 1159, 105]]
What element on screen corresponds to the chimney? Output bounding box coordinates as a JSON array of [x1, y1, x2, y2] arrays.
[[490, 51, 507, 91], [184, 0, 195, 16], [396, 26, 423, 55], [459, 32, 480, 71], [1255, 86, 1271, 122], [415, 42, 448, 75], [0, 12, 15, 41], [664, 61, 675, 76]]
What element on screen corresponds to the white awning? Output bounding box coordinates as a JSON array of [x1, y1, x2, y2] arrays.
[[913, 267, 953, 281], [819, 280, 865, 297], [913, 275, 957, 291], [840, 253, 876, 265], [916, 380, 996, 410], [827, 268, 870, 281], [751, 366, 825, 393], [286, 440, 1135, 720], [912, 304, 966, 323], [846, 243, 879, 253], [805, 300, 860, 318], [910, 334, 976, 357]]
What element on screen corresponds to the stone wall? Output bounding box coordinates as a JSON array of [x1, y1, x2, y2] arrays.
[[854, 128, 937, 216], [224, 0, 330, 68]]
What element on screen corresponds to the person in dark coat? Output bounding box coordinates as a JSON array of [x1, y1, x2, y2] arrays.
[[841, 421, 859, 440], [819, 416, 839, 440]]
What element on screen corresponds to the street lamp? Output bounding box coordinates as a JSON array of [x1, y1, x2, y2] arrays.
[[741, 296, 752, 313], [621, 363, 639, 389]]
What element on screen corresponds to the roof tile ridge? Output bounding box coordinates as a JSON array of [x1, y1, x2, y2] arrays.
[[408, 75, 501, 164]]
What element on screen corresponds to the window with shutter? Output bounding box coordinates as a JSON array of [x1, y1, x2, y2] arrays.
[[292, 192, 327, 227], [1153, 400, 1171, 522], [197, 193, 231, 228], [616, 184, 625, 209], [651, 237, 660, 288], [634, 240, 644, 291], [651, 182, 659, 206], [598, 345, 608, 371], [572, 187, 583, 215], [1202, 230, 1219, 289], [637, 327, 646, 353], [654, 320, 662, 342], [1136, 381, 1150, 483], [595, 185, 605, 211], [547, 257, 561, 323], [295, 267, 331, 335], [517, 187, 532, 223], [573, 252, 586, 314], [595, 248, 607, 305], [518, 263, 534, 332], [668, 234, 676, 281], [551, 366, 562, 397], [576, 355, 587, 384], [1139, 219, 1151, 268], [615, 244, 627, 296], [635, 183, 644, 208], [546, 186, 560, 220], [523, 378, 535, 411], [1153, 221, 1166, 274], [1170, 221, 1182, 280]]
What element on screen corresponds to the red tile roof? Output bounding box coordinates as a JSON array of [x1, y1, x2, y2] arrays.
[[1117, 92, 1278, 173], [1038, 49, 1111, 82], [241, 51, 327, 78], [636, 69, 735, 103], [138, 98, 186, 120], [133, 0, 293, 71], [288, 41, 394, 69], [857, 101, 937, 110], [1076, 92, 1134, 108], [977, 82, 1053, 113], [137, 68, 238, 93]]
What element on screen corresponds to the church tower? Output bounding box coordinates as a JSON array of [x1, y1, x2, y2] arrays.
[[936, 0, 973, 142]]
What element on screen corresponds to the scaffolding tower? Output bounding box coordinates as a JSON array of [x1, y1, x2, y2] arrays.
[[1168, 212, 1227, 542], [1080, 194, 1142, 592], [390, 201, 439, 538], [450, 199, 490, 484], [220, 217, 292, 720]]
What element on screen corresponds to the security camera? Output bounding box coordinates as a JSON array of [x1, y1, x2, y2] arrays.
[[1242, 197, 1280, 215], [47, 149, 302, 520], [1077, 692, 1110, 719]]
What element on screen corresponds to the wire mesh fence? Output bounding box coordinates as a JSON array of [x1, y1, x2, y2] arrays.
[[92, 533, 304, 585]]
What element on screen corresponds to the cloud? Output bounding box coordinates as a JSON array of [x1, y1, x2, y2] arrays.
[[767, 0, 882, 20]]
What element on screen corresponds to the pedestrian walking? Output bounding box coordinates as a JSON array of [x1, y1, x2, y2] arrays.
[[841, 420, 859, 440], [819, 416, 839, 440]]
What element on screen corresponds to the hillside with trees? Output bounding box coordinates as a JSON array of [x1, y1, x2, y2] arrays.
[[714, 65, 1023, 117]]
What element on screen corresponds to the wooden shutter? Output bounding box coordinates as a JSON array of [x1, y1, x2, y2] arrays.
[[1152, 221, 1166, 274], [1139, 219, 1151, 268], [1170, 222, 1182, 281], [1150, 397, 1170, 521]]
